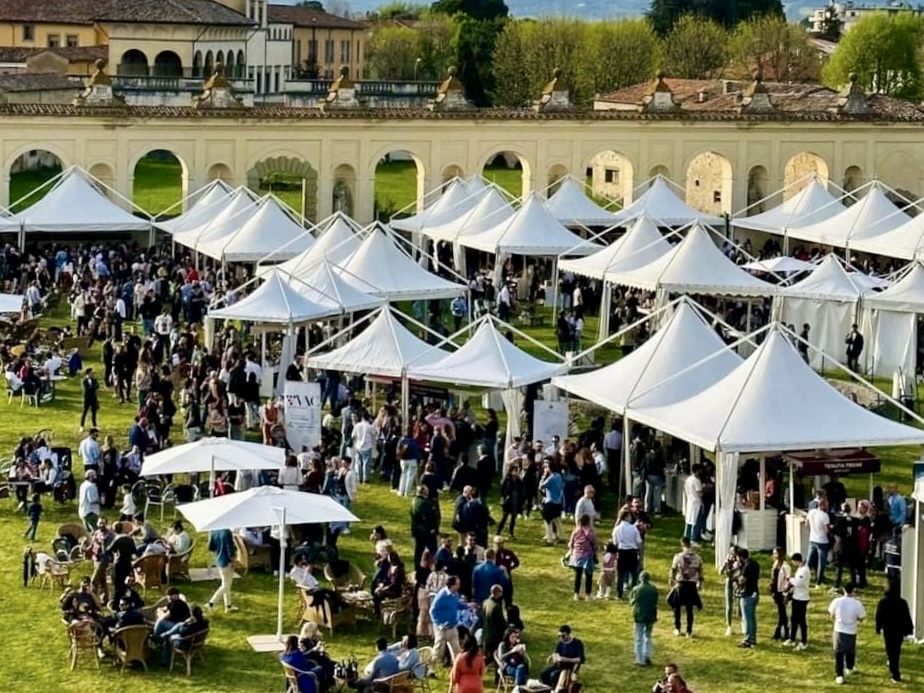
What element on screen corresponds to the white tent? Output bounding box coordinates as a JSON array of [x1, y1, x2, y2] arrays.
[[630, 326, 924, 566], [559, 215, 671, 281], [261, 212, 361, 275], [139, 437, 285, 477], [306, 307, 449, 378], [392, 178, 480, 233], [732, 178, 844, 234], [208, 269, 346, 324], [339, 223, 466, 301], [408, 317, 568, 389], [173, 187, 259, 251], [862, 262, 924, 377], [552, 301, 741, 413], [784, 183, 910, 249], [545, 177, 618, 227], [422, 186, 514, 244], [196, 195, 314, 263], [742, 256, 816, 275], [610, 176, 725, 227], [157, 179, 233, 235], [608, 223, 777, 298], [295, 259, 384, 314], [776, 255, 866, 369], [9, 167, 151, 233], [850, 203, 924, 260], [461, 193, 601, 257], [0, 293, 23, 313]]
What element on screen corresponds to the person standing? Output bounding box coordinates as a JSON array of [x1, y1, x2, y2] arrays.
[[719, 546, 742, 637], [78, 428, 102, 474], [539, 460, 564, 545], [410, 486, 439, 568], [769, 547, 792, 642], [828, 582, 865, 685], [206, 528, 238, 613], [80, 367, 99, 431], [567, 514, 596, 601], [429, 576, 462, 667], [682, 465, 704, 545], [788, 552, 811, 650], [807, 498, 832, 587], [77, 470, 101, 532], [668, 538, 702, 638], [351, 413, 376, 486], [875, 578, 913, 684], [737, 549, 760, 648], [574, 485, 600, 528], [450, 634, 485, 693], [613, 510, 642, 600], [629, 570, 658, 667], [497, 466, 523, 540], [844, 324, 864, 372], [603, 420, 623, 494]]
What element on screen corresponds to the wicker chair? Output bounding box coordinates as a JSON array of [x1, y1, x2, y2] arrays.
[[167, 541, 195, 583], [414, 647, 435, 693], [380, 593, 415, 639], [169, 627, 209, 676], [37, 555, 71, 591], [298, 588, 355, 636], [376, 670, 414, 693], [324, 560, 368, 592], [232, 533, 272, 575], [141, 596, 168, 626], [112, 624, 151, 672], [57, 523, 88, 542], [282, 662, 320, 693], [68, 620, 101, 671], [133, 554, 167, 596]]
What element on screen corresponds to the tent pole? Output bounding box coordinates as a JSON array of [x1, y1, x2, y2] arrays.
[[622, 415, 631, 502], [759, 455, 766, 511], [598, 281, 610, 343], [401, 372, 410, 429], [551, 257, 559, 326], [276, 506, 286, 641], [789, 459, 795, 512]]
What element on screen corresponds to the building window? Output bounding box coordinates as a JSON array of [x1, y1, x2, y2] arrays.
[[340, 40, 350, 64], [66, 34, 79, 47], [308, 40, 317, 62], [604, 168, 620, 185], [47, 34, 60, 48], [22, 24, 35, 41], [324, 39, 334, 64], [713, 191, 722, 204]]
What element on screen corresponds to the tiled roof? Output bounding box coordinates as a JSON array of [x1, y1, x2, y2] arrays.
[[0, 72, 79, 93], [0, 46, 108, 64], [0, 102, 921, 122], [267, 4, 365, 30], [0, 0, 252, 26]]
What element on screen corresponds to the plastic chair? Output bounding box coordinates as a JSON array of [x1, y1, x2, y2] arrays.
[[144, 479, 176, 522]]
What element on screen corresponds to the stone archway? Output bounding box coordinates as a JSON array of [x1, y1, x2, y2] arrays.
[[332, 163, 356, 217], [207, 162, 233, 183], [546, 164, 569, 195], [585, 150, 634, 203], [746, 165, 770, 215], [8, 148, 64, 211], [783, 152, 829, 200], [88, 163, 115, 198], [248, 155, 318, 222], [480, 150, 532, 199], [441, 164, 464, 183], [686, 151, 733, 216]]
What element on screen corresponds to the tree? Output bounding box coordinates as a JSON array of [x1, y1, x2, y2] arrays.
[[661, 15, 729, 78], [815, 3, 842, 41], [368, 2, 426, 20], [431, 0, 508, 21], [648, 0, 783, 35], [822, 13, 923, 100], [728, 15, 819, 82], [582, 19, 661, 96], [366, 25, 420, 80], [416, 11, 460, 80], [325, 0, 352, 17], [297, 1, 325, 9], [490, 19, 534, 106]]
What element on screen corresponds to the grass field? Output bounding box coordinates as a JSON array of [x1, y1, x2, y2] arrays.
[[0, 303, 922, 693]]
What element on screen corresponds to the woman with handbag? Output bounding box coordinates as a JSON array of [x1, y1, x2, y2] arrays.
[[668, 538, 703, 637], [567, 514, 596, 601], [769, 546, 792, 642]]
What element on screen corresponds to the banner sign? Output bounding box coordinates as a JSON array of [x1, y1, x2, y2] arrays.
[[283, 381, 322, 453], [532, 400, 569, 446]]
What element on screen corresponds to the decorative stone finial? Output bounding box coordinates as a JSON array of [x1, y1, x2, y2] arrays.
[[533, 67, 572, 112], [429, 66, 473, 111], [320, 65, 360, 110], [739, 74, 773, 113], [643, 71, 678, 113], [74, 59, 123, 107], [834, 71, 869, 115], [195, 61, 243, 109]]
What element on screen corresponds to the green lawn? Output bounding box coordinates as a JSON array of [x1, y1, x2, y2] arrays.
[[0, 305, 922, 693], [132, 157, 184, 217]]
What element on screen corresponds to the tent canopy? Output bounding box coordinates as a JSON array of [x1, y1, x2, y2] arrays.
[[10, 167, 151, 233], [208, 269, 345, 324], [779, 255, 867, 302], [630, 326, 924, 453], [545, 176, 618, 227], [742, 256, 816, 274], [552, 301, 742, 413], [559, 215, 671, 281], [306, 307, 449, 378], [863, 262, 924, 313], [157, 179, 233, 234], [732, 178, 844, 234], [139, 437, 285, 476], [196, 195, 315, 263], [785, 183, 909, 248], [261, 212, 361, 275], [461, 193, 600, 256], [423, 186, 515, 244], [296, 260, 384, 314], [610, 176, 725, 227], [173, 187, 259, 251], [850, 203, 924, 260], [391, 178, 480, 233], [409, 317, 567, 389], [339, 223, 466, 301], [609, 223, 777, 297]]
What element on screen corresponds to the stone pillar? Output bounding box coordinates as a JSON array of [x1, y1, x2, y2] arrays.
[[316, 173, 333, 221], [0, 175, 11, 209], [356, 176, 375, 223]]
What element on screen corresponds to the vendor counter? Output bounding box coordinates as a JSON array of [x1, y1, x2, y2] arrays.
[[734, 508, 777, 553]]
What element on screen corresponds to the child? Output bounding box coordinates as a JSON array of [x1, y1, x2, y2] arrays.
[[24, 494, 42, 540], [596, 541, 617, 600], [119, 484, 136, 521]]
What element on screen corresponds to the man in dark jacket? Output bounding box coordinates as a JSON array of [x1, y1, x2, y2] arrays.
[[630, 571, 658, 666], [80, 367, 99, 430], [475, 445, 495, 502], [875, 578, 914, 683], [410, 486, 439, 567]]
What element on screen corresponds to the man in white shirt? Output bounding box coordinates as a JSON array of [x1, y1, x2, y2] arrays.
[[497, 282, 512, 322], [244, 353, 262, 384], [574, 486, 599, 527], [603, 421, 623, 493], [807, 500, 832, 586], [78, 428, 102, 472], [788, 552, 811, 650], [828, 582, 865, 684], [612, 510, 643, 600], [43, 352, 62, 376], [351, 412, 376, 484], [78, 470, 101, 532], [683, 466, 704, 545]]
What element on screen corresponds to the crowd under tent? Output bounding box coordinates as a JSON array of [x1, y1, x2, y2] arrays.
[[391, 177, 481, 233], [173, 186, 260, 253], [156, 179, 234, 235], [339, 223, 467, 302], [1, 167, 152, 248], [608, 175, 725, 228], [196, 194, 315, 264], [261, 211, 362, 276], [607, 222, 777, 304], [783, 181, 910, 251], [862, 262, 924, 378], [731, 177, 845, 237], [775, 255, 868, 370], [628, 325, 924, 567], [544, 176, 618, 227]]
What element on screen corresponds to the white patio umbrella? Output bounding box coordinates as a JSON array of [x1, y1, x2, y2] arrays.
[[177, 485, 360, 647]]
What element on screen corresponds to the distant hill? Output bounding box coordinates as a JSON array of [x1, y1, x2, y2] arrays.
[[275, 0, 816, 20]]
